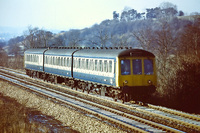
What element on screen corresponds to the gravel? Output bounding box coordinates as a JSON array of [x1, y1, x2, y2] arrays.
[[0, 81, 125, 133]]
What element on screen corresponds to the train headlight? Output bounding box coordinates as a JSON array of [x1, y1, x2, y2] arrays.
[[124, 80, 128, 84], [148, 80, 152, 85]]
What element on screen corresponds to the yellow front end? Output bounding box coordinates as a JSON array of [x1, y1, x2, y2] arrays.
[[116, 57, 157, 88]]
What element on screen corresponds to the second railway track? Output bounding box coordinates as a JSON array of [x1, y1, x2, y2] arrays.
[[0, 67, 200, 132]]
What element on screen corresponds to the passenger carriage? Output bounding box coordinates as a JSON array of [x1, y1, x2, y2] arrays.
[[24, 48, 47, 77]]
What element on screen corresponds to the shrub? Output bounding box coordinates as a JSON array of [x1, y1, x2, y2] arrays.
[[162, 58, 200, 113]]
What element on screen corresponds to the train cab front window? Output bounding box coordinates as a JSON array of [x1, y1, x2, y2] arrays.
[[132, 59, 142, 75], [121, 60, 130, 75], [144, 59, 154, 75]]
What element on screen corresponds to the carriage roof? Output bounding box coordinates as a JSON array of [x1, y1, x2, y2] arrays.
[[73, 48, 155, 58], [24, 48, 47, 54], [24, 47, 155, 58]]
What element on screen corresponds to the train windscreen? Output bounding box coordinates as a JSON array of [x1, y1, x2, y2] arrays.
[[132, 59, 142, 75]]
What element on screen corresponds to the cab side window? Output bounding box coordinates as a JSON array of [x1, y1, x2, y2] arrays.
[[121, 60, 130, 75]]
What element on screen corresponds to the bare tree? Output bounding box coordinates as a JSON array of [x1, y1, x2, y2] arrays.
[[132, 20, 179, 94], [110, 34, 130, 47], [23, 26, 39, 48], [35, 29, 53, 47], [132, 28, 155, 50], [89, 26, 111, 47], [0, 47, 8, 67], [51, 33, 65, 46], [159, 2, 177, 11], [23, 26, 53, 48], [64, 30, 83, 47], [179, 19, 200, 57]]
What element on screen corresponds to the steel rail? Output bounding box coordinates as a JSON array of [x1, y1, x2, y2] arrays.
[[0, 68, 199, 132], [0, 72, 151, 132], [147, 104, 200, 121]]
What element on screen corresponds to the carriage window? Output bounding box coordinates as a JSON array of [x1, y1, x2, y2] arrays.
[[37, 55, 39, 62], [99, 60, 103, 72], [45, 56, 47, 64], [50, 56, 52, 65], [30, 55, 32, 61], [48, 56, 50, 64], [47, 56, 48, 64], [77, 58, 81, 68], [48, 56, 49, 64], [61, 57, 63, 66], [132, 59, 142, 75], [90, 59, 94, 70], [32, 55, 34, 62], [34, 55, 36, 62], [109, 60, 113, 73], [121, 60, 130, 75], [56, 57, 58, 65], [53, 57, 55, 65], [35, 55, 37, 62], [66, 57, 69, 67], [95, 60, 98, 71], [73, 58, 76, 68], [58, 57, 60, 65], [104, 60, 108, 72], [86, 59, 89, 70], [144, 59, 154, 75], [81, 59, 85, 69], [26, 55, 29, 61], [66, 58, 69, 67], [64, 57, 66, 66], [75, 58, 77, 68]]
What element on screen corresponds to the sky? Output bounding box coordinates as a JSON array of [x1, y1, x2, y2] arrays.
[[0, 0, 200, 32]]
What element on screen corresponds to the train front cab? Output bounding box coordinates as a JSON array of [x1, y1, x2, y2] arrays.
[[117, 56, 157, 101]]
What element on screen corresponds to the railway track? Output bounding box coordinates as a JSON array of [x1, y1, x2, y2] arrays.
[[0, 67, 200, 132]]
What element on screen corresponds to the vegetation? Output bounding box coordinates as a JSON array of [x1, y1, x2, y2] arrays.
[[0, 2, 200, 113]]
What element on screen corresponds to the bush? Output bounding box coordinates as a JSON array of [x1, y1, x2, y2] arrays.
[[161, 59, 200, 113], [173, 61, 200, 113]]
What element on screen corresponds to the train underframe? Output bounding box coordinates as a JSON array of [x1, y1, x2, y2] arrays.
[[26, 69, 156, 102]]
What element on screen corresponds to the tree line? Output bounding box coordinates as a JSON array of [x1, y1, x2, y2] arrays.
[[113, 2, 184, 21]]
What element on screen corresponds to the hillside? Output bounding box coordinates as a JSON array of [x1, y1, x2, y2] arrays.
[[57, 15, 198, 48]]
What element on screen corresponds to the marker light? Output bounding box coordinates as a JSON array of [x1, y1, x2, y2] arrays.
[[148, 80, 152, 85], [124, 80, 128, 84]]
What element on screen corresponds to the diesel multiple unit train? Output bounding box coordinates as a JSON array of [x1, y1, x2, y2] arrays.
[[24, 47, 157, 101]]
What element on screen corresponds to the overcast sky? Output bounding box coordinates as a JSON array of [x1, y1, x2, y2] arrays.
[[0, 0, 200, 31]]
